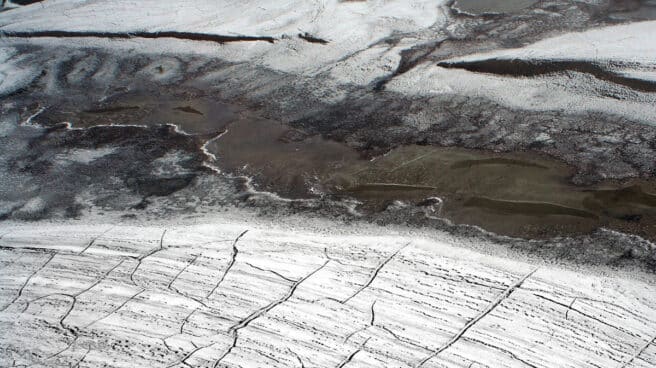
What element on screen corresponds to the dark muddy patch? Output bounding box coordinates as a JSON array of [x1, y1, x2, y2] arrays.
[[38, 92, 242, 135], [346, 183, 438, 192], [84, 106, 140, 114], [5, 82, 656, 242], [606, 0, 656, 21], [174, 106, 204, 115]]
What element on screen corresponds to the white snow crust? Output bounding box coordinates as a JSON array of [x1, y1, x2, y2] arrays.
[[1, 1, 655, 121], [446, 21, 656, 64], [0, 216, 655, 367], [0, 0, 447, 74]]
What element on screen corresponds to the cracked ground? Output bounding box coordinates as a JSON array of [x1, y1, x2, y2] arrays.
[[1, 221, 656, 368]]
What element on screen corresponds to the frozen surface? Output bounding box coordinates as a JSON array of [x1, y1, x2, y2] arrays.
[[447, 21, 656, 64], [387, 20, 656, 122], [0, 217, 655, 367], [0, 0, 447, 74], [1, 1, 655, 122], [0, 47, 41, 96]]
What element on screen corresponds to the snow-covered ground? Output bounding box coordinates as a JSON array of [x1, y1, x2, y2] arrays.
[[446, 20, 656, 64], [388, 20, 656, 122], [1, 1, 655, 122], [1, 214, 655, 368], [0, 0, 447, 74]]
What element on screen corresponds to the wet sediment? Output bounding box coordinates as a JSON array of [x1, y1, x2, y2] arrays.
[[1, 44, 655, 242], [17, 98, 656, 242]]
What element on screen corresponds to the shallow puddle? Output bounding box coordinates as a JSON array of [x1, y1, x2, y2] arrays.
[[453, 0, 538, 15], [607, 0, 656, 21], [204, 118, 362, 199], [206, 117, 656, 239]]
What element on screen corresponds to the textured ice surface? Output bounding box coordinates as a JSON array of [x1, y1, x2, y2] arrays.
[[0, 217, 655, 367]]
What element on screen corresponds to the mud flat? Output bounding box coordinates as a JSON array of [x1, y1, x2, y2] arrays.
[[18, 90, 656, 241], [46, 92, 243, 136]]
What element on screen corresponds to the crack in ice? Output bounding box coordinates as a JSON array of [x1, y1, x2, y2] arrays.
[[341, 243, 409, 304], [207, 230, 248, 298], [417, 267, 539, 367]]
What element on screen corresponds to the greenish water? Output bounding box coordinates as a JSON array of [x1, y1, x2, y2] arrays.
[[453, 0, 538, 15], [206, 117, 656, 240]]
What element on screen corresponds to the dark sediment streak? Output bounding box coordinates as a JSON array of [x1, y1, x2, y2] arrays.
[[374, 40, 444, 91], [464, 197, 599, 219], [298, 32, 328, 45], [0, 30, 276, 44]]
